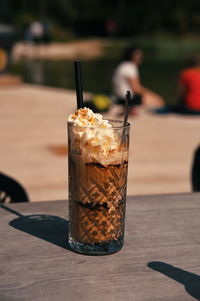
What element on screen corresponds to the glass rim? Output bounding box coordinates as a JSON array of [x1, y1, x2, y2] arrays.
[[67, 119, 130, 130]]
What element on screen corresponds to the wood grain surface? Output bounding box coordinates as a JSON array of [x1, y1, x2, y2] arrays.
[[0, 193, 200, 301]]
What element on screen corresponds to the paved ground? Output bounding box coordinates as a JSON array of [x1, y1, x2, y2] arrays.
[[1, 84, 200, 202]]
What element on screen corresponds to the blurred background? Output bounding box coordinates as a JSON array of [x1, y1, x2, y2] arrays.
[[0, 0, 200, 103], [1, 0, 200, 202]]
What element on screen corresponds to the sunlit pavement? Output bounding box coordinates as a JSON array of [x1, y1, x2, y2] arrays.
[[1, 84, 200, 201]]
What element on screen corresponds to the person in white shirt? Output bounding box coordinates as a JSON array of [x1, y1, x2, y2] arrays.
[[112, 46, 164, 114]]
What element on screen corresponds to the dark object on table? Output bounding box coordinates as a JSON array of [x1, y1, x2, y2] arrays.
[[191, 145, 200, 191], [0, 172, 29, 203], [0, 24, 17, 74]]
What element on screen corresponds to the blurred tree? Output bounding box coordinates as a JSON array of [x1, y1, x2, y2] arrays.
[[1, 0, 200, 38]]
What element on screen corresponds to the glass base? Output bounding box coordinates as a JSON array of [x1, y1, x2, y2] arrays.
[[68, 236, 124, 255]]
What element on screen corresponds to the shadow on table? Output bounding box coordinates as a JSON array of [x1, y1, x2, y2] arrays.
[[148, 261, 200, 300], [1, 204, 69, 250]]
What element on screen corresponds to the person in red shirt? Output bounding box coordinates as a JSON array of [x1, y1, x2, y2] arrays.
[[155, 53, 200, 115], [177, 54, 200, 114]]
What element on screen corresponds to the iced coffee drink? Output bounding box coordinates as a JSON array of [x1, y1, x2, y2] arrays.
[[68, 108, 130, 255]]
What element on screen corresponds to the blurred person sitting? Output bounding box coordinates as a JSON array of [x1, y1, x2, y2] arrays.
[[176, 53, 200, 114], [155, 53, 200, 115], [112, 45, 164, 115]]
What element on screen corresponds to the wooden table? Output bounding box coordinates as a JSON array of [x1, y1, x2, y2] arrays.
[[1, 193, 200, 301]]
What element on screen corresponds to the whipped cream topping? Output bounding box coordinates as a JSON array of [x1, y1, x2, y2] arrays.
[[68, 107, 111, 128], [68, 108, 123, 165]]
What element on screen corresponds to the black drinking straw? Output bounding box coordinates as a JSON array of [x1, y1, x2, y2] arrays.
[[74, 61, 84, 109], [124, 90, 131, 126], [121, 90, 130, 144]]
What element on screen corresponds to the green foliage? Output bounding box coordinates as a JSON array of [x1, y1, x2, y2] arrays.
[[1, 0, 200, 37]]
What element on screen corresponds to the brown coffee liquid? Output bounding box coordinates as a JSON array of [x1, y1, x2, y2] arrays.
[[69, 160, 128, 244]]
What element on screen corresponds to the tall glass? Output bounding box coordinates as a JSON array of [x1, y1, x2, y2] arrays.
[[67, 120, 130, 255]]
